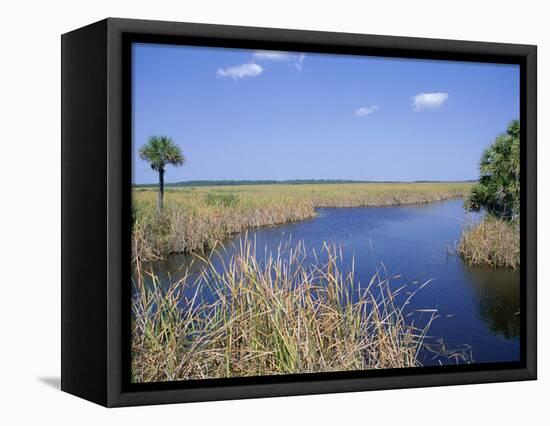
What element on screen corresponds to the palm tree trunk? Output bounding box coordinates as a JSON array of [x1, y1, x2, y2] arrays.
[[157, 168, 164, 215]]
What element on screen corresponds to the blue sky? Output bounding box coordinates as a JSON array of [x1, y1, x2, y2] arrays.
[[132, 43, 519, 184]]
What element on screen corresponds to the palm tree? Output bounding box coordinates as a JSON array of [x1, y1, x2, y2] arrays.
[[139, 136, 185, 214], [465, 120, 520, 219]]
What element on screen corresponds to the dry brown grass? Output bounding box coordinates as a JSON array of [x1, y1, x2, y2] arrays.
[[458, 217, 519, 269], [132, 182, 472, 261], [131, 237, 446, 382]]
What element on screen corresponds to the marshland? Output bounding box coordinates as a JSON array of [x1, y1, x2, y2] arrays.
[[132, 238, 439, 382], [131, 44, 521, 383], [132, 182, 472, 261], [131, 181, 520, 382]]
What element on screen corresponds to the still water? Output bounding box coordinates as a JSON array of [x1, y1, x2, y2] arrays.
[[139, 199, 520, 365]]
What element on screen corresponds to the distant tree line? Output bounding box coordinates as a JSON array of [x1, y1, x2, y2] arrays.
[[133, 179, 474, 188]]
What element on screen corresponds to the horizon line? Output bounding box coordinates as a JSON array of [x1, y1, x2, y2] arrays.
[[133, 178, 477, 187]]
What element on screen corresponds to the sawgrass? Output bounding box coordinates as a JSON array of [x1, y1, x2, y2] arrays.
[[131, 237, 451, 382], [458, 217, 520, 269], [132, 182, 472, 261]]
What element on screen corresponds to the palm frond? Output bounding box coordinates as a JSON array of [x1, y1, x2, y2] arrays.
[[138, 136, 186, 170], [465, 119, 520, 220]]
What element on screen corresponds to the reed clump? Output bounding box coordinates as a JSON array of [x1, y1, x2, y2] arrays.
[[132, 182, 472, 261], [458, 217, 519, 269], [131, 238, 444, 382]]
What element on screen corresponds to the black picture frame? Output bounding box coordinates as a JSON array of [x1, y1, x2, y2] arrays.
[[61, 17, 537, 407]]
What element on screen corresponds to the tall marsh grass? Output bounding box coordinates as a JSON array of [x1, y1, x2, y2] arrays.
[[131, 238, 449, 382], [132, 182, 472, 261], [458, 217, 519, 269]]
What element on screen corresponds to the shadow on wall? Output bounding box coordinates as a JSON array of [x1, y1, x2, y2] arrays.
[[38, 377, 61, 390]]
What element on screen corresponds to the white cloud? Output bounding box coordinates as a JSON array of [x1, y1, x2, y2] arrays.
[[217, 63, 263, 79], [294, 53, 306, 71], [355, 105, 379, 116], [411, 92, 449, 111], [253, 51, 290, 60], [253, 50, 306, 71]]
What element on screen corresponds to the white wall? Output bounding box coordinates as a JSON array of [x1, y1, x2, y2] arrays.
[[1, 0, 546, 423]]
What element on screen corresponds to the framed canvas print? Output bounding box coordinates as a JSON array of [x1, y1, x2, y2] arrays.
[[61, 18, 537, 407]]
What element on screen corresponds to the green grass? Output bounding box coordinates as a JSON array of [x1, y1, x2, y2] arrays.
[[132, 182, 473, 261], [131, 237, 465, 383]]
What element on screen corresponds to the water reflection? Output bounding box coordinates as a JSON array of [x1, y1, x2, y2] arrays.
[[462, 264, 520, 339]]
